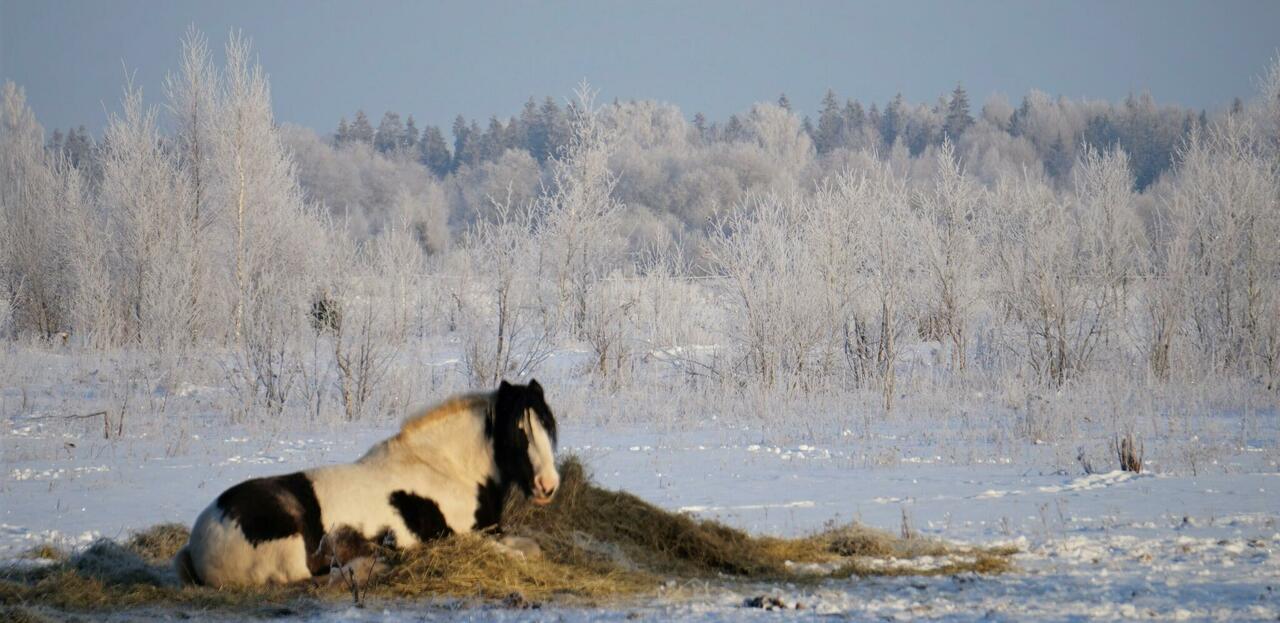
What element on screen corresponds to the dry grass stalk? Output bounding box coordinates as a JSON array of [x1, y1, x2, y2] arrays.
[[1115, 432, 1144, 473]]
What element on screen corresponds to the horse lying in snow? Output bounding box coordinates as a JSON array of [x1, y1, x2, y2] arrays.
[[175, 380, 559, 587]]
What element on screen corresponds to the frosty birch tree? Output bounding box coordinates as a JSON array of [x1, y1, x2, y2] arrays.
[[97, 78, 193, 351], [706, 192, 827, 390], [165, 26, 222, 342], [455, 194, 554, 387], [916, 140, 984, 372], [1168, 117, 1280, 383], [841, 164, 920, 410], [331, 226, 418, 421], [1072, 144, 1145, 367], [0, 82, 68, 338], [992, 170, 1111, 386], [536, 82, 624, 335], [214, 32, 324, 415], [743, 102, 814, 192]]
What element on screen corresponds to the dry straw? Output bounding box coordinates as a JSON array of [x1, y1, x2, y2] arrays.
[[0, 457, 1013, 616]]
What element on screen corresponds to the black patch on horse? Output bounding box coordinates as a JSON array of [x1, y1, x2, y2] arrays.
[[389, 491, 455, 542], [473, 477, 506, 533], [486, 379, 558, 499], [216, 472, 325, 573]]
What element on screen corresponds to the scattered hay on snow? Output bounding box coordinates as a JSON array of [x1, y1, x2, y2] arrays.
[[0, 456, 1014, 614], [125, 522, 190, 564]]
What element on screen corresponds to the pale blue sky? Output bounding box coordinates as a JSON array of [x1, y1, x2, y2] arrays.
[[2, 0, 1278, 135]]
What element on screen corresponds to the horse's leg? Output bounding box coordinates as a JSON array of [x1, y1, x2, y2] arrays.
[[316, 525, 391, 586]]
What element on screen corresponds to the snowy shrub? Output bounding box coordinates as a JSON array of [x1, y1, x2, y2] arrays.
[[452, 198, 554, 387]]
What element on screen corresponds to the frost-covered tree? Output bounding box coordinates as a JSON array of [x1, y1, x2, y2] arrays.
[[707, 192, 827, 390], [990, 163, 1129, 385], [1166, 116, 1280, 383], [536, 82, 625, 334], [916, 140, 984, 371], [98, 78, 194, 350], [743, 102, 814, 192], [0, 81, 69, 338], [1072, 144, 1145, 345], [454, 195, 554, 387], [165, 26, 222, 343], [215, 32, 326, 414]]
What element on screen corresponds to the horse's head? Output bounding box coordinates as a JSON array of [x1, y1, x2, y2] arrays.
[[492, 379, 559, 505]]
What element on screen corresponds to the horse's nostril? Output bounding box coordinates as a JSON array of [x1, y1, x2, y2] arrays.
[[545, 486, 556, 497]]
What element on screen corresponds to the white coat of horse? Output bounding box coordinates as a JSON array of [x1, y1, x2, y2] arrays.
[[175, 380, 559, 587]]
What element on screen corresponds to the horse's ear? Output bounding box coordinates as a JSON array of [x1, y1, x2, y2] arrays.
[[528, 379, 543, 395], [499, 380, 513, 391]]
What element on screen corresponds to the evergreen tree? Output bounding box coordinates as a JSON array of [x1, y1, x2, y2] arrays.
[[1044, 136, 1073, 181], [403, 115, 420, 150], [540, 97, 569, 161], [723, 114, 745, 142], [866, 103, 881, 137], [692, 112, 707, 142], [519, 97, 543, 157], [1084, 114, 1120, 151], [1009, 96, 1032, 136], [349, 110, 374, 145], [943, 82, 974, 139], [451, 115, 473, 168], [777, 93, 791, 111], [467, 120, 482, 163], [505, 113, 527, 153], [480, 116, 507, 161], [335, 116, 350, 145], [904, 113, 938, 156], [47, 129, 64, 154], [844, 100, 865, 132], [881, 94, 904, 147], [63, 126, 94, 169], [418, 125, 452, 176], [374, 111, 404, 153], [815, 89, 845, 154]]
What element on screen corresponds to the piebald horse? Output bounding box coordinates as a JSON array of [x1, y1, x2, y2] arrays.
[[175, 380, 559, 587]]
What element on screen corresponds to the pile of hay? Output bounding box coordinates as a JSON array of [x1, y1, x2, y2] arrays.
[[496, 458, 1013, 582], [0, 457, 1014, 615]]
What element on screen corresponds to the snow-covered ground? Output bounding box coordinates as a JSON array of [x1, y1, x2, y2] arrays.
[[4, 408, 1278, 621]]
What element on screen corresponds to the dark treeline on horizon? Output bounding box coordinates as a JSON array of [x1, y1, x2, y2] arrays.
[[44, 84, 1219, 192]]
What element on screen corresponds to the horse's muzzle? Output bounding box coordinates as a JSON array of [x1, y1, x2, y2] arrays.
[[532, 474, 558, 505]]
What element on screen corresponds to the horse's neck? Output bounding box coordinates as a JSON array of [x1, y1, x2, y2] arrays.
[[367, 410, 496, 484]]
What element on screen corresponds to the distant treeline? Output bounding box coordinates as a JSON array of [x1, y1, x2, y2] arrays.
[[45, 85, 1221, 194], [317, 85, 1215, 190]]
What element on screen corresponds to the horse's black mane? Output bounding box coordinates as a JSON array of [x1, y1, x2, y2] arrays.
[[485, 379, 557, 498]]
